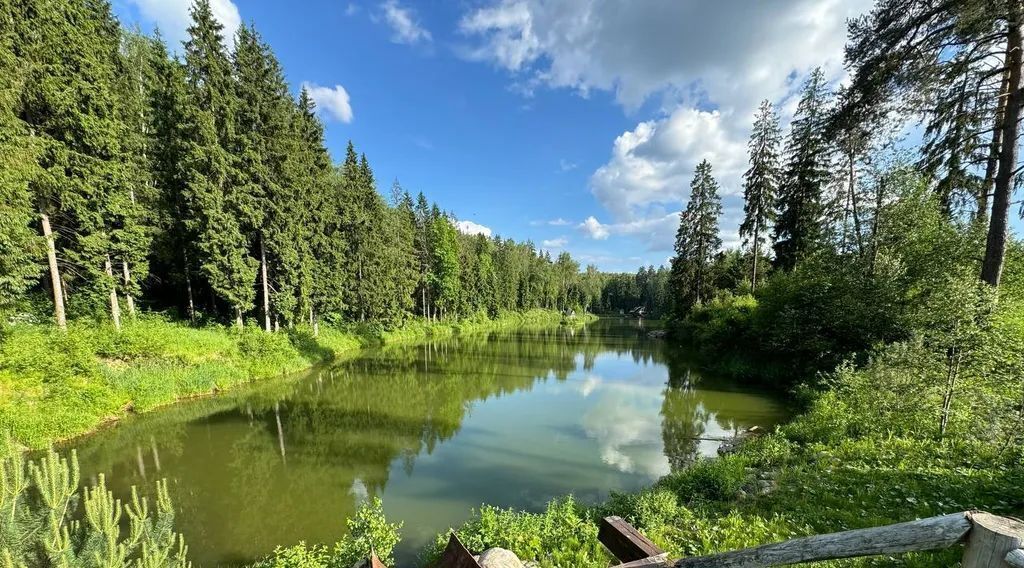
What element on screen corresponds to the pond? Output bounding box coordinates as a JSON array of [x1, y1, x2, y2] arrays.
[[62, 318, 788, 567]]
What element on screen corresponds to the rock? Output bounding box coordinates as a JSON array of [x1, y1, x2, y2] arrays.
[[647, 329, 668, 339], [478, 548, 524, 568]]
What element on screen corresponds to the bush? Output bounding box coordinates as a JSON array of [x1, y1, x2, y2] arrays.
[[429, 497, 607, 568], [657, 456, 747, 504], [253, 498, 402, 568]]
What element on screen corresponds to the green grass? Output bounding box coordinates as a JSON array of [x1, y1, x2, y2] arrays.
[[0, 310, 579, 455]]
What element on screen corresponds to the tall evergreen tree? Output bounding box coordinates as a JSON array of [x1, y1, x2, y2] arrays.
[[0, 0, 42, 318], [739, 100, 780, 289], [773, 68, 831, 270], [181, 0, 255, 327], [670, 160, 722, 311]]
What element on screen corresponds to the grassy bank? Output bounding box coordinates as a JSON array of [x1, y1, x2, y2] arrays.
[[0, 309, 588, 454]]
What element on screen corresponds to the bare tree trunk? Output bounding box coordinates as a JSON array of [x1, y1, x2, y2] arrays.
[[751, 216, 760, 291], [235, 306, 243, 329], [982, 8, 1022, 287], [260, 235, 271, 332], [849, 153, 865, 255], [939, 345, 962, 439], [40, 213, 67, 330], [183, 250, 196, 323], [309, 305, 319, 337], [979, 66, 1010, 226], [105, 255, 122, 331], [121, 261, 135, 317]]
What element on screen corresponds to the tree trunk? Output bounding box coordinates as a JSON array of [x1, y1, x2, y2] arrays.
[[979, 66, 1010, 226], [40, 213, 67, 330], [260, 235, 271, 332], [183, 250, 196, 323], [751, 217, 760, 291], [121, 261, 135, 317], [939, 345, 961, 439], [310, 306, 319, 337], [981, 8, 1023, 287], [105, 255, 122, 331], [235, 306, 243, 329], [849, 153, 864, 255]]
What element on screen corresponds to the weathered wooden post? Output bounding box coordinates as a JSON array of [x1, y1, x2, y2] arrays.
[[962, 512, 1024, 568]]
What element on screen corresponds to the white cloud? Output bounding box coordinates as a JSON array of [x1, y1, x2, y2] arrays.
[[542, 237, 568, 248], [460, 0, 872, 253], [301, 83, 354, 123], [530, 217, 573, 226], [345, 3, 360, 16], [559, 159, 578, 172], [590, 108, 746, 221], [579, 216, 610, 240], [456, 220, 493, 237], [578, 212, 679, 252], [381, 0, 432, 45], [127, 0, 241, 50]]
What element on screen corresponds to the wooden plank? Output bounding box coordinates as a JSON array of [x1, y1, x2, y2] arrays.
[[370, 553, 388, 568], [962, 513, 1024, 568], [599, 516, 665, 562], [436, 533, 482, 568], [1006, 549, 1024, 568], [674, 512, 972, 567]]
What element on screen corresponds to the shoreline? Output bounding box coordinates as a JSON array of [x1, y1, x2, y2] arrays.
[[1, 310, 596, 456]]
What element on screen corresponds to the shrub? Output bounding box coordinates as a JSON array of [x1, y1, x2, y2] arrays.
[[0, 449, 189, 567], [252, 498, 402, 568], [657, 456, 747, 504], [429, 497, 607, 568]]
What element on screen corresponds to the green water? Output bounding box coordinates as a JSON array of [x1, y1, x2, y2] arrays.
[[63, 318, 787, 566]]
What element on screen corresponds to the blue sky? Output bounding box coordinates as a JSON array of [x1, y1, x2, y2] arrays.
[[112, 0, 1019, 272]]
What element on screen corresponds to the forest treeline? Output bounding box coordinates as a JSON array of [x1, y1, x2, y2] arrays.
[[0, 0, 606, 334]]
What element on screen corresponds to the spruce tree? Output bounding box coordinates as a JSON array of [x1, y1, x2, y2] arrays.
[[670, 159, 722, 311], [739, 100, 780, 290], [773, 68, 831, 270], [430, 215, 462, 319], [181, 0, 255, 326], [0, 0, 42, 318]]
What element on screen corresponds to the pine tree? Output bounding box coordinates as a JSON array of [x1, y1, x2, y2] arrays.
[[0, 0, 42, 318], [773, 68, 831, 270], [181, 0, 255, 327], [295, 88, 342, 332], [739, 100, 780, 290], [232, 24, 297, 331], [670, 160, 722, 312]]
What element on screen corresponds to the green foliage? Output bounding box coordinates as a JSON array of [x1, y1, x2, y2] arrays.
[[670, 159, 723, 312], [252, 498, 401, 568], [430, 497, 607, 568], [0, 449, 189, 567], [658, 456, 748, 504]]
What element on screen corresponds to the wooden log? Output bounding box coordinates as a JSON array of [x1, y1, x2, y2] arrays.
[[674, 512, 972, 567], [1005, 548, 1024, 568], [599, 516, 666, 562], [962, 513, 1024, 568], [436, 533, 483, 568], [370, 553, 388, 568], [614, 553, 670, 568]]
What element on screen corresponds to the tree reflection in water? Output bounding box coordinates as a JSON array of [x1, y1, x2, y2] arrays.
[[63, 319, 786, 566]]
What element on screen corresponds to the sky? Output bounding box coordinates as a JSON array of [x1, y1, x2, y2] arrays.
[[113, 0, 971, 272]]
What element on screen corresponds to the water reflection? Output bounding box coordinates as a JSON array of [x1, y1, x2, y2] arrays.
[[62, 319, 786, 566]]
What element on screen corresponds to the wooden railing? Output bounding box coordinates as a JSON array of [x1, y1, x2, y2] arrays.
[[598, 512, 1024, 568]]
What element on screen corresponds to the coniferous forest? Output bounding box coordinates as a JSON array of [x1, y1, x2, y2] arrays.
[[0, 0, 602, 332]]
